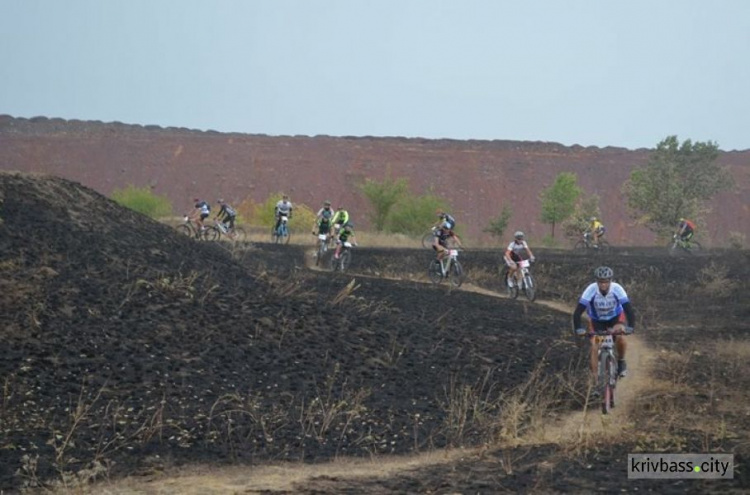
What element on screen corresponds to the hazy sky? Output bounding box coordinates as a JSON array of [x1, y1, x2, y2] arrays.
[[2, 0, 749, 150]]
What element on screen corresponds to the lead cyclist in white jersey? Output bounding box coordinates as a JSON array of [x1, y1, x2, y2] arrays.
[[572, 266, 636, 379], [274, 194, 293, 232]]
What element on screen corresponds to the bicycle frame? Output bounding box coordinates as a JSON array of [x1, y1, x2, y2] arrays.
[[439, 249, 459, 277], [182, 216, 203, 238], [587, 329, 625, 414], [276, 216, 289, 236]]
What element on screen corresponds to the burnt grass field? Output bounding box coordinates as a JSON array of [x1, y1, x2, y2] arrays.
[[1, 172, 749, 493]]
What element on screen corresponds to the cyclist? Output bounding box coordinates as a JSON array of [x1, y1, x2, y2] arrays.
[[503, 231, 535, 288], [434, 209, 457, 232], [190, 197, 211, 232], [313, 200, 335, 239], [331, 206, 350, 237], [274, 194, 293, 234], [432, 221, 462, 261], [333, 222, 358, 259], [588, 217, 606, 247], [572, 266, 636, 380], [214, 199, 237, 235], [675, 217, 696, 243]]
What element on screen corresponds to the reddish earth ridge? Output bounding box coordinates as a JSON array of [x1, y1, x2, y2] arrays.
[[0, 115, 748, 245]]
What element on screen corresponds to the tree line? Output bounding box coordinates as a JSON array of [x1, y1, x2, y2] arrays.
[[111, 136, 734, 245]]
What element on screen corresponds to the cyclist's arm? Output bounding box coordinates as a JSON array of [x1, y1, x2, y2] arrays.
[[622, 302, 635, 329], [572, 303, 587, 330]]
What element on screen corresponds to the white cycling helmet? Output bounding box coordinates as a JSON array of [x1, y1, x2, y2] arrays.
[[514, 231, 524, 239]]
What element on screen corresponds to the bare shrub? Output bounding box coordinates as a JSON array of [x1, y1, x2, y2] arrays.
[[726, 231, 746, 249], [696, 262, 738, 297]]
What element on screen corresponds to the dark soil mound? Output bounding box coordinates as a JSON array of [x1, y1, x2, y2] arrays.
[[0, 173, 579, 492]]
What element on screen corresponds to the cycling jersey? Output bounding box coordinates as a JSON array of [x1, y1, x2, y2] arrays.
[[505, 240, 529, 262], [339, 229, 354, 243], [316, 207, 333, 222], [275, 200, 293, 216], [579, 282, 630, 321], [217, 204, 236, 219], [590, 220, 605, 234], [679, 219, 695, 232], [332, 210, 349, 225], [434, 228, 456, 248], [195, 200, 210, 215]]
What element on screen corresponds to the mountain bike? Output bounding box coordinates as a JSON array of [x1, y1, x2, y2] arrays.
[[330, 242, 354, 272], [271, 215, 292, 244], [668, 234, 702, 256], [176, 216, 211, 240], [574, 231, 610, 254], [314, 232, 330, 266], [588, 328, 626, 414], [506, 259, 536, 302], [428, 249, 464, 288], [210, 219, 247, 242]]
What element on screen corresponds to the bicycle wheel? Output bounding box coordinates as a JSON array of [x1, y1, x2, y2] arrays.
[[449, 261, 464, 288], [508, 278, 519, 299], [340, 250, 351, 271], [232, 226, 247, 241], [177, 224, 193, 238], [315, 242, 325, 266], [667, 239, 680, 257], [573, 241, 587, 253], [523, 274, 536, 302], [597, 241, 611, 255], [203, 226, 221, 241], [687, 241, 702, 254], [600, 353, 615, 414], [428, 260, 443, 284], [282, 226, 292, 245], [329, 252, 338, 271], [421, 230, 434, 249]]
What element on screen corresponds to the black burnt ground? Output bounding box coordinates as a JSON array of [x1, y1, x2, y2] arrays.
[[0, 173, 578, 492]]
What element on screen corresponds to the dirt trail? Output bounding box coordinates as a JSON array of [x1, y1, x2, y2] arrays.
[[98, 257, 658, 494]]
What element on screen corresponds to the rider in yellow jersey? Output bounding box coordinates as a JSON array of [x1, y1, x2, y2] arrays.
[[588, 217, 606, 247]]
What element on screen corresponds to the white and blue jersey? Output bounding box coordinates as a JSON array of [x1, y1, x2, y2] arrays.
[[578, 282, 630, 321]]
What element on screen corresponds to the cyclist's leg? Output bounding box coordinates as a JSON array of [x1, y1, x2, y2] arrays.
[[435, 243, 446, 261], [334, 239, 342, 258]]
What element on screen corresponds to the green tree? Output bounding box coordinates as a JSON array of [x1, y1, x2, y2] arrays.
[[539, 172, 582, 238], [483, 205, 513, 239], [360, 176, 408, 231], [623, 136, 732, 236], [387, 193, 448, 235], [111, 185, 173, 219]]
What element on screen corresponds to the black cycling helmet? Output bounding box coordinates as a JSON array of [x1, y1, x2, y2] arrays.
[[594, 266, 614, 280], [344, 222, 354, 230]]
